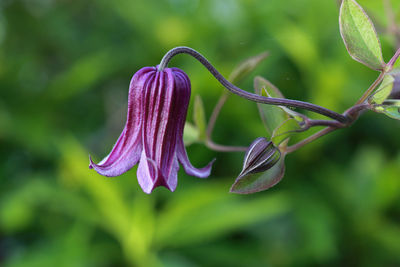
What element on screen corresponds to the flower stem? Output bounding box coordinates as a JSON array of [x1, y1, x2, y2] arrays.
[[204, 91, 246, 152], [387, 47, 400, 70], [307, 119, 345, 128], [205, 139, 247, 152], [285, 127, 336, 154], [159, 46, 348, 123], [206, 91, 230, 140], [285, 104, 370, 153]]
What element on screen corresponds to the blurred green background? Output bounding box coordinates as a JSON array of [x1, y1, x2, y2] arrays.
[[1, 0, 400, 266]]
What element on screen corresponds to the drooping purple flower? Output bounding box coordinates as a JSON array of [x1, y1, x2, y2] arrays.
[[89, 66, 214, 194]]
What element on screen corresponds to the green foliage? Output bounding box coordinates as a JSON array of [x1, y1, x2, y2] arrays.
[[183, 122, 199, 146], [339, 0, 385, 70], [230, 156, 285, 194], [369, 74, 395, 104], [374, 100, 400, 120], [254, 76, 288, 137], [193, 95, 207, 142], [272, 118, 305, 146]]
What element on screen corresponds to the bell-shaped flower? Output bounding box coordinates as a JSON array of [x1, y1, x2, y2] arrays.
[[89, 66, 214, 194]]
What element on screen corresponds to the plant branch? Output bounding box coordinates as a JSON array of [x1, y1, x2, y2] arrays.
[[286, 104, 370, 153], [205, 91, 247, 152], [285, 127, 336, 154], [205, 139, 247, 152], [206, 91, 230, 139], [387, 47, 400, 70], [159, 46, 348, 123], [307, 119, 345, 128]]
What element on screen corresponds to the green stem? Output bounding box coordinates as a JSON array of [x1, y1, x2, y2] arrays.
[[206, 139, 247, 152], [285, 127, 336, 154], [286, 104, 370, 153]]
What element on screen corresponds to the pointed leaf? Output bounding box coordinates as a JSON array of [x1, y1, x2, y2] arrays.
[[339, 0, 384, 70], [369, 75, 395, 104], [193, 95, 207, 141], [382, 100, 400, 120], [372, 100, 400, 120], [383, 105, 400, 120], [229, 52, 269, 84], [254, 76, 288, 137], [271, 118, 306, 146], [183, 122, 199, 146], [279, 106, 307, 124], [230, 156, 285, 194]]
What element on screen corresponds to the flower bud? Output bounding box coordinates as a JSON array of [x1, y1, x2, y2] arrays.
[[239, 137, 281, 178], [389, 73, 400, 99]]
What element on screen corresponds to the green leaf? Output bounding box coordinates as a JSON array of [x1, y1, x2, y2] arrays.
[[373, 100, 400, 120], [193, 95, 207, 141], [279, 106, 307, 124], [369, 75, 395, 104], [230, 156, 285, 194], [229, 52, 269, 84], [183, 122, 199, 146], [254, 76, 288, 137], [339, 0, 384, 70], [271, 118, 305, 146], [382, 100, 400, 120], [383, 105, 400, 120]]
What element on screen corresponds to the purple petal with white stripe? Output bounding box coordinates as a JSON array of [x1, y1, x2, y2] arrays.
[[90, 66, 214, 193]]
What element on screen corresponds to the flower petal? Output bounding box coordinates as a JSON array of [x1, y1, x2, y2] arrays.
[[165, 155, 179, 192], [177, 142, 215, 178], [139, 69, 183, 191], [89, 67, 155, 176], [137, 151, 179, 193], [137, 150, 159, 194], [172, 68, 215, 178]]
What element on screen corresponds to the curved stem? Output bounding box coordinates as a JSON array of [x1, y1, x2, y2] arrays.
[[285, 127, 336, 154], [307, 119, 345, 128], [159, 46, 348, 123], [206, 91, 230, 139], [344, 103, 371, 121], [205, 140, 247, 152], [286, 104, 370, 153]]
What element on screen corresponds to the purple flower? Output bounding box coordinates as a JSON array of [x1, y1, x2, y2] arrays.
[[89, 66, 214, 194]]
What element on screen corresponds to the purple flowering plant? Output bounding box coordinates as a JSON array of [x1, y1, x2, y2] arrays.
[[90, 0, 400, 194]]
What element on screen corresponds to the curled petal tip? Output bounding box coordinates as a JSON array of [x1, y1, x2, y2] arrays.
[[89, 155, 94, 169], [191, 158, 216, 179], [90, 66, 215, 193]]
